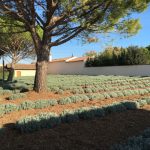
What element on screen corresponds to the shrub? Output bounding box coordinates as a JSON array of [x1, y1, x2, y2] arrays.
[[50, 87, 60, 92], [115, 91, 124, 97], [8, 93, 26, 100], [4, 103, 19, 113], [103, 103, 126, 114], [90, 106, 105, 117], [78, 107, 95, 119], [47, 99, 58, 106], [0, 104, 19, 116], [58, 97, 72, 105], [138, 99, 147, 107], [34, 100, 51, 109], [108, 92, 118, 98], [16, 112, 61, 133], [71, 88, 84, 94], [19, 101, 35, 110], [84, 88, 93, 93], [146, 98, 150, 104], [91, 88, 99, 93], [55, 89, 64, 94], [122, 101, 140, 110], [138, 89, 149, 95], [61, 110, 79, 123], [103, 93, 111, 99], [122, 90, 132, 96], [0, 103, 19, 116], [0, 90, 13, 95], [0, 104, 5, 116], [87, 94, 104, 101]]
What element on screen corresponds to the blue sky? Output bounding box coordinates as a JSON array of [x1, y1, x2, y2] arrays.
[[51, 7, 150, 59]]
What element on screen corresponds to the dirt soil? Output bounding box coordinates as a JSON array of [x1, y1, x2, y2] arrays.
[[0, 93, 150, 126], [1, 89, 150, 105], [0, 91, 72, 104], [0, 106, 150, 150]]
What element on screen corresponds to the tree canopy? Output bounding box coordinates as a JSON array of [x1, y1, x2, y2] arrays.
[[85, 45, 150, 67]]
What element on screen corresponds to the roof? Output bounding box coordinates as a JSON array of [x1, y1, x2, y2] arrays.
[[50, 56, 87, 63], [50, 57, 73, 63], [67, 56, 87, 62], [6, 64, 36, 70]]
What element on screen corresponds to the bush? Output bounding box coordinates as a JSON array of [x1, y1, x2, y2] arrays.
[[61, 110, 79, 123], [122, 101, 140, 110], [103, 103, 126, 114], [108, 92, 118, 98], [90, 106, 105, 117], [55, 89, 64, 94], [71, 88, 84, 94], [87, 94, 105, 101], [78, 107, 95, 119], [16, 112, 61, 133], [0, 103, 19, 116], [84, 88, 93, 93], [103, 93, 111, 99], [8, 93, 26, 100], [58, 97, 72, 105], [19, 101, 35, 110], [34, 99, 57, 109], [138, 99, 147, 107], [0, 90, 13, 95]]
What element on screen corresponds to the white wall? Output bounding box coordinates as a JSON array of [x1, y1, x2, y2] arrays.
[[14, 70, 36, 77], [48, 62, 150, 76], [48, 61, 85, 75]]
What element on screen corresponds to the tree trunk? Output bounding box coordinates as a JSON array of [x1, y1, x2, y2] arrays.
[[33, 45, 50, 93], [7, 63, 15, 82]]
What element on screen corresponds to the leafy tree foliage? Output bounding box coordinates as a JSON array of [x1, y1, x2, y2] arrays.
[[0, 17, 36, 81], [85, 46, 150, 66], [84, 50, 97, 57]]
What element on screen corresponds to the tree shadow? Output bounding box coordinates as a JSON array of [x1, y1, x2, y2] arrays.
[[1, 109, 150, 150]]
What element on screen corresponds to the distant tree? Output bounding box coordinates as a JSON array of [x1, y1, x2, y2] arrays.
[[146, 45, 150, 52], [125, 46, 150, 65], [1, 34, 35, 81], [84, 51, 97, 58], [0, 0, 149, 92], [0, 18, 35, 81], [85, 46, 150, 66]]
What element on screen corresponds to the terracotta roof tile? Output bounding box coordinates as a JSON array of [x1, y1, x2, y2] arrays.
[[6, 64, 36, 70], [67, 56, 87, 62], [50, 57, 73, 63]]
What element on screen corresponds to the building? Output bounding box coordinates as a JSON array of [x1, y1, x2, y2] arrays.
[[48, 56, 87, 74], [5, 56, 88, 77], [6, 64, 36, 77]]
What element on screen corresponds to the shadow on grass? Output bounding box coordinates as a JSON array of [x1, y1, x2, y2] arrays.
[[0, 109, 150, 150]]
